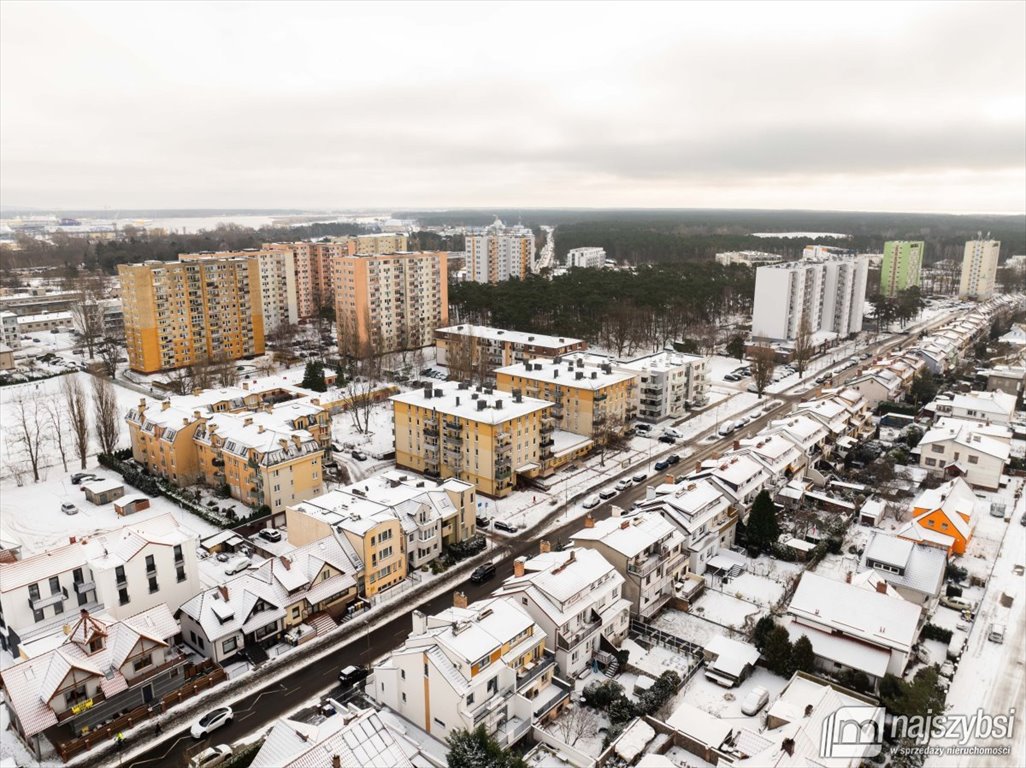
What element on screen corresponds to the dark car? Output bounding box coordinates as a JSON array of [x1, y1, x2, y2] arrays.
[[666, 454, 681, 466], [258, 528, 283, 543], [70, 472, 97, 485], [351, 450, 368, 461], [475, 515, 491, 528], [338, 665, 370, 687], [470, 563, 497, 583], [658, 435, 677, 444], [493, 520, 517, 533], [654, 459, 670, 471]]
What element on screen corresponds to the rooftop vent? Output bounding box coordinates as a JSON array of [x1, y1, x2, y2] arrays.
[[477, 400, 487, 411]]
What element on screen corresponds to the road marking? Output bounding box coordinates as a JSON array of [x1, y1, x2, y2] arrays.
[[234, 682, 287, 713], [129, 734, 192, 767]]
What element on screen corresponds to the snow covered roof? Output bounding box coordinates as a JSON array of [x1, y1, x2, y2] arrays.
[[788, 572, 922, 652], [497, 354, 636, 391], [81, 478, 124, 495], [918, 417, 1011, 461], [666, 701, 735, 749], [619, 350, 706, 373], [704, 636, 760, 678], [935, 390, 1016, 418], [911, 477, 983, 538], [570, 512, 680, 558], [436, 324, 583, 349], [425, 597, 538, 665], [391, 381, 551, 424]]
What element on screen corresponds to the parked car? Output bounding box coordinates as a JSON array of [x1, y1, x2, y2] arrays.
[[224, 558, 251, 576], [61, 503, 79, 515], [988, 623, 1006, 644], [741, 685, 770, 716], [615, 479, 633, 492], [470, 563, 497, 583], [338, 665, 370, 687], [258, 528, 283, 543], [475, 515, 491, 528], [493, 520, 517, 533], [940, 595, 975, 613], [718, 422, 735, 436], [654, 459, 670, 471], [632, 472, 648, 484], [70, 472, 96, 485], [190, 706, 233, 739], [939, 661, 955, 679], [215, 552, 231, 563], [582, 495, 601, 509], [350, 450, 368, 461], [189, 745, 233, 768], [634, 423, 652, 434], [658, 434, 677, 444], [598, 488, 618, 500], [666, 454, 681, 466], [724, 373, 740, 382]]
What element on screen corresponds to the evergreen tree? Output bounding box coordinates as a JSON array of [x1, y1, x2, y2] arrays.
[[746, 490, 780, 553], [301, 360, 327, 392], [788, 634, 816, 675], [752, 616, 776, 651], [446, 726, 526, 768], [763, 626, 793, 676], [726, 334, 746, 362]]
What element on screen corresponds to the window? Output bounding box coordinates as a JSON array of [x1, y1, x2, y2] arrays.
[[88, 637, 104, 654], [145, 555, 156, 574], [49, 576, 61, 595], [173, 544, 184, 563], [115, 565, 127, 586], [402, 692, 407, 703], [176, 563, 186, 583], [132, 653, 153, 673], [487, 677, 498, 694], [968, 455, 979, 464], [222, 637, 238, 654], [119, 587, 130, 605], [148, 575, 159, 593], [401, 669, 406, 679]]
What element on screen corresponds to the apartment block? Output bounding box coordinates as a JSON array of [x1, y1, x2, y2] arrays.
[[0, 310, 19, 348], [495, 354, 637, 439], [464, 223, 535, 283], [565, 247, 607, 269], [959, 239, 1001, 299], [126, 395, 329, 512], [118, 257, 264, 373], [880, 241, 924, 297], [620, 351, 708, 420], [368, 595, 570, 747], [0, 514, 200, 657], [494, 546, 630, 677], [435, 324, 587, 377], [391, 383, 561, 497], [180, 249, 298, 332], [354, 232, 409, 256], [286, 470, 476, 580], [332, 251, 448, 356], [262, 241, 348, 318], [751, 254, 867, 342], [570, 512, 687, 620], [714, 251, 783, 267], [179, 533, 362, 662]]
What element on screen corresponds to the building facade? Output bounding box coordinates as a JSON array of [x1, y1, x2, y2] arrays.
[[118, 258, 264, 373], [332, 251, 448, 356], [959, 239, 1001, 299], [751, 254, 867, 342], [435, 325, 587, 378], [619, 351, 709, 420], [566, 247, 607, 269], [880, 241, 924, 297], [464, 224, 534, 284]]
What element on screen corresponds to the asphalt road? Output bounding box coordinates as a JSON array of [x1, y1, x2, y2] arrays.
[[124, 328, 928, 767]]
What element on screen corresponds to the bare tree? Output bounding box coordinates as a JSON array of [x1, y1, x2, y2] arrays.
[[97, 336, 121, 378], [63, 375, 90, 469], [164, 366, 193, 396], [345, 315, 384, 435], [445, 331, 476, 384], [8, 389, 48, 481], [555, 705, 599, 747], [791, 315, 814, 379], [188, 357, 215, 390], [69, 272, 106, 359], [44, 394, 70, 472], [92, 375, 121, 454], [750, 345, 777, 399], [211, 353, 238, 388]]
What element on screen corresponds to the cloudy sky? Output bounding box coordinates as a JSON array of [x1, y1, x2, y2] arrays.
[[2, 1, 1024, 213]]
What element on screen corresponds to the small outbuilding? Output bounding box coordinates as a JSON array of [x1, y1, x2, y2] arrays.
[[81, 478, 124, 505], [114, 496, 151, 516]]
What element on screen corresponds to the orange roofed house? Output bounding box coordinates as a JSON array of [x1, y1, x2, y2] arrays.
[[898, 477, 982, 555]]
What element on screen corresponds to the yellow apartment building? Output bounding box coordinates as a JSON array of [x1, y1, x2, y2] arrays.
[[353, 233, 408, 256], [495, 355, 637, 440], [435, 324, 587, 379], [391, 383, 556, 497], [262, 241, 348, 318], [464, 225, 534, 283], [118, 257, 264, 373], [332, 251, 448, 356]]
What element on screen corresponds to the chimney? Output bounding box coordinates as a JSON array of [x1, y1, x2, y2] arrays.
[[567, 550, 576, 564], [280, 555, 291, 570], [804, 704, 814, 717], [781, 738, 795, 757], [583, 513, 595, 528], [69, 536, 77, 544], [291, 434, 301, 446], [733, 440, 741, 451], [845, 571, 852, 583], [192, 388, 201, 396], [161, 400, 171, 411], [332, 756, 341, 768], [646, 487, 656, 500], [138, 398, 147, 413], [182, 417, 189, 426], [620, 520, 630, 530], [258, 425, 265, 433], [876, 580, 888, 594], [513, 557, 526, 578], [80, 608, 89, 619], [218, 585, 229, 601], [539, 540, 551, 554], [695, 461, 702, 472], [244, 416, 253, 426], [665, 474, 674, 485], [242, 382, 248, 391]]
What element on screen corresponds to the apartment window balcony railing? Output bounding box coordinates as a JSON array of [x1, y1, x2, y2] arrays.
[[594, 393, 607, 402], [515, 650, 556, 689], [627, 553, 661, 577], [556, 616, 602, 651], [423, 426, 438, 438], [533, 676, 571, 720], [29, 589, 68, 611]]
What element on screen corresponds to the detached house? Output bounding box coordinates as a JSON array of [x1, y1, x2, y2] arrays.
[[493, 546, 629, 677], [861, 532, 947, 606], [917, 418, 1011, 490], [898, 477, 984, 556], [636, 478, 736, 575]]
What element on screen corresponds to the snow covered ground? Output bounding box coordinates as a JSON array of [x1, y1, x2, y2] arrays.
[[670, 665, 788, 729], [652, 609, 745, 646]]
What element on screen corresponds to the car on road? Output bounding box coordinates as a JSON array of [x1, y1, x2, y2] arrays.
[[224, 558, 252, 576], [61, 503, 79, 515], [475, 515, 491, 528], [598, 488, 617, 500], [654, 459, 671, 471], [350, 450, 368, 461], [718, 422, 735, 436], [190, 706, 233, 739], [493, 520, 517, 533], [470, 563, 497, 583], [189, 745, 233, 768], [615, 478, 633, 492], [666, 454, 680, 466], [658, 434, 677, 444], [724, 373, 740, 382], [632, 472, 648, 484], [988, 623, 1005, 643], [258, 528, 283, 543], [582, 495, 601, 509], [338, 665, 370, 687], [741, 686, 770, 716]]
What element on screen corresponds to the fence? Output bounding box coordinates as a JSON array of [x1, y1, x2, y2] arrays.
[[629, 617, 704, 657]]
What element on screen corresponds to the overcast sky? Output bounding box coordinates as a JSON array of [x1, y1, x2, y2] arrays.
[[2, 1, 1024, 213]]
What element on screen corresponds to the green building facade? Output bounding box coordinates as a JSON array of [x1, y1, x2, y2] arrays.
[[881, 240, 924, 297]]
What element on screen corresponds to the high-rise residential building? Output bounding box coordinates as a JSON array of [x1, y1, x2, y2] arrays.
[[959, 239, 1001, 299], [118, 257, 264, 373], [263, 241, 347, 318], [714, 251, 783, 267], [332, 251, 448, 355], [880, 241, 925, 297], [619, 351, 709, 420], [464, 222, 535, 283], [751, 254, 867, 342], [802, 244, 851, 259], [565, 246, 607, 269], [180, 249, 298, 332], [353, 232, 408, 255]]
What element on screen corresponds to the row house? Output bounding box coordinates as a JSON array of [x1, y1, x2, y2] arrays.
[[367, 595, 570, 747], [687, 453, 771, 510], [493, 546, 630, 677], [927, 390, 1017, 426], [0, 514, 199, 658], [915, 417, 1011, 491], [794, 388, 872, 442], [636, 478, 735, 575], [0, 605, 196, 759], [860, 532, 947, 607], [286, 470, 477, 588], [734, 432, 806, 479], [178, 534, 362, 663], [766, 415, 831, 460], [570, 512, 687, 620]]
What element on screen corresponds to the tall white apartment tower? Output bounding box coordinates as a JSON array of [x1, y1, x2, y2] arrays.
[[959, 238, 1001, 299], [751, 254, 867, 342], [464, 221, 535, 283]]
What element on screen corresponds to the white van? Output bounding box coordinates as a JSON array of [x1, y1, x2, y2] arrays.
[[946, 630, 968, 660], [988, 623, 1006, 644]]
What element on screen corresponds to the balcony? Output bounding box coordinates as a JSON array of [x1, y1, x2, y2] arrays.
[[532, 676, 571, 720], [423, 426, 438, 438], [593, 393, 607, 402], [74, 580, 95, 594], [516, 650, 556, 690], [29, 588, 68, 611], [627, 552, 661, 578], [496, 431, 512, 446], [556, 614, 602, 651]]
